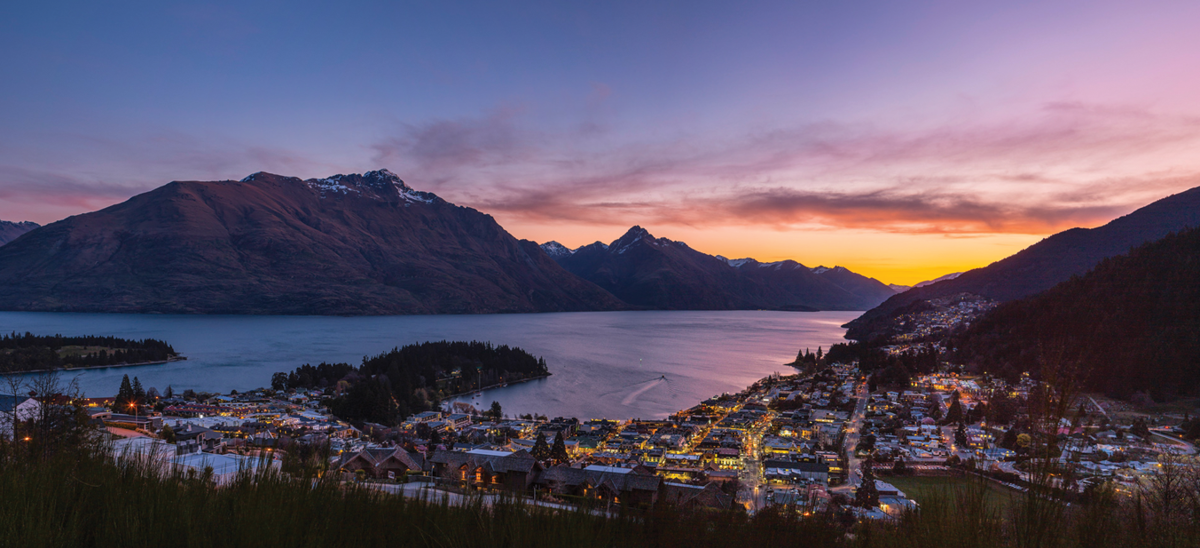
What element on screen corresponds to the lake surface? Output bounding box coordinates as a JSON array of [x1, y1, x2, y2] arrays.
[[0, 310, 859, 420]]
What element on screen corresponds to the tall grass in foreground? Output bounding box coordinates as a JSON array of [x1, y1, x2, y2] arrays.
[[1, 449, 1197, 548], [0, 448, 840, 548]]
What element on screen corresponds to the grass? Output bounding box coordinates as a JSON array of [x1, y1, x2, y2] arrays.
[[56, 345, 115, 358], [1, 441, 1198, 548], [883, 474, 1020, 510]]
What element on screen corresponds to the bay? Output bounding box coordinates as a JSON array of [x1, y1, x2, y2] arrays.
[[0, 310, 858, 420]]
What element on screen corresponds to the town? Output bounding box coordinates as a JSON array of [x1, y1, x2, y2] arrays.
[[7, 348, 1195, 521]]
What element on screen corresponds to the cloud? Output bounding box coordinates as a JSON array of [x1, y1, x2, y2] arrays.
[[387, 101, 1200, 235], [372, 106, 534, 175]]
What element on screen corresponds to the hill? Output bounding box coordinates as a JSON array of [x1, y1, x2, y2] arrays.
[[0, 170, 625, 315], [277, 340, 549, 423], [544, 227, 896, 311], [0, 220, 38, 246], [952, 227, 1200, 400], [845, 186, 1200, 340]]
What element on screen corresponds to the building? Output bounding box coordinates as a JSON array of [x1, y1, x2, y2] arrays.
[[763, 460, 830, 485], [429, 449, 541, 492], [336, 447, 425, 480], [0, 394, 41, 440], [534, 465, 663, 506]]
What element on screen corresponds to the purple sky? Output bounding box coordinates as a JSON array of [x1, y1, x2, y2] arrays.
[[3, 1, 1200, 283]]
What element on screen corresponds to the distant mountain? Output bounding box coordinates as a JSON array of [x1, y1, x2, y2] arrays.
[[547, 226, 896, 311], [539, 241, 574, 259], [845, 186, 1200, 340], [913, 272, 962, 288], [0, 220, 39, 246], [887, 284, 911, 293], [952, 227, 1200, 400], [0, 170, 626, 315]]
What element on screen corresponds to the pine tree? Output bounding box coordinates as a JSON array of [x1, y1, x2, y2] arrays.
[[116, 375, 134, 407], [132, 377, 146, 402], [944, 399, 963, 424], [532, 432, 551, 461], [550, 432, 569, 464], [855, 461, 880, 508], [955, 423, 968, 447]]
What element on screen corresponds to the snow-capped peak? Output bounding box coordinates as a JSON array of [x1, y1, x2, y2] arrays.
[[611, 225, 661, 254], [717, 256, 756, 268], [300, 169, 440, 204], [540, 241, 575, 258]]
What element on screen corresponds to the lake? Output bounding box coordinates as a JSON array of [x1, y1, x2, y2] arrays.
[[0, 310, 859, 420]]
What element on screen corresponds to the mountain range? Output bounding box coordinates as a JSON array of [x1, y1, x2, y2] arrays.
[[844, 186, 1200, 341], [541, 227, 897, 311], [0, 220, 39, 246], [0, 170, 895, 315], [0, 170, 624, 315]]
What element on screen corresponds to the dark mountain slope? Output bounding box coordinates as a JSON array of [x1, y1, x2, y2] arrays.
[[0, 170, 625, 315], [551, 227, 896, 311], [952, 227, 1200, 400], [0, 220, 39, 246], [845, 186, 1200, 340]]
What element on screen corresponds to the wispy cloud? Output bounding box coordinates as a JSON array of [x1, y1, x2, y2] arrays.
[[376, 102, 1200, 235]]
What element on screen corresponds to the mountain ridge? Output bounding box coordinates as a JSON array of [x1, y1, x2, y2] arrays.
[[0, 170, 626, 315], [0, 220, 39, 246], [951, 226, 1200, 399], [844, 186, 1200, 340], [544, 226, 897, 311]]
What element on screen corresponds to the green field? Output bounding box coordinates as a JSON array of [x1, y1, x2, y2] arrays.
[[882, 475, 1021, 510]]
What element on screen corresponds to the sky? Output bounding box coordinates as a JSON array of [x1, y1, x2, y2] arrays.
[[3, 1, 1200, 285]]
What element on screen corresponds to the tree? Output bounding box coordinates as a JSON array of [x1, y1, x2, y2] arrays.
[[955, 423, 968, 447], [550, 432, 569, 464], [1001, 428, 1019, 450], [892, 459, 908, 476], [489, 401, 503, 422], [1130, 419, 1151, 440], [164, 385, 174, 399], [115, 375, 134, 407], [132, 377, 146, 403], [531, 432, 551, 461], [855, 461, 880, 508], [944, 399, 963, 424], [271, 372, 289, 391]]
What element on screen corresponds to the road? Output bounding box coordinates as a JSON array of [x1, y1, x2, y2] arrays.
[[833, 382, 870, 494]]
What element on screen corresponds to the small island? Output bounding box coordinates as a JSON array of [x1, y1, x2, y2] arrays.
[[273, 340, 550, 425], [0, 332, 183, 373]]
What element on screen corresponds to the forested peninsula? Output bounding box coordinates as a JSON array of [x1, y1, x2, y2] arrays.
[[0, 332, 181, 373], [274, 341, 550, 424]]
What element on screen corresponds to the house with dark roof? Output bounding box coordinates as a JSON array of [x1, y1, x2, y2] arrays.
[[336, 447, 425, 480], [429, 449, 541, 492], [659, 482, 734, 510], [534, 464, 663, 507]]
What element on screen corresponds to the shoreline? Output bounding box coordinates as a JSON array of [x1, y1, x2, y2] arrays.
[[3, 356, 187, 375], [440, 373, 551, 403]]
